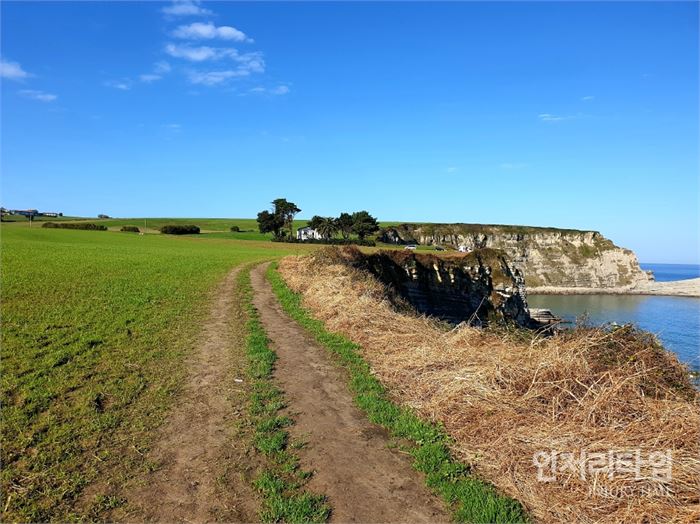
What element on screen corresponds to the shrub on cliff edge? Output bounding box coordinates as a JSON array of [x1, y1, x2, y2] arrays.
[[42, 222, 107, 231], [159, 224, 200, 235]]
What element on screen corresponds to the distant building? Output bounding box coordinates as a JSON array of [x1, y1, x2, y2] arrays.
[[14, 209, 39, 218], [3, 209, 62, 219], [296, 226, 323, 241], [458, 245, 473, 253]]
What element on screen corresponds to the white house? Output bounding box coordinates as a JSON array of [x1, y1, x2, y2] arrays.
[[296, 226, 323, 241]]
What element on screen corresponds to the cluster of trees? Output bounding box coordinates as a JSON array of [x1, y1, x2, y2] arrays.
[[256, 198, 380, 243], [257, 198, 302, 240], [307, 211, 379, 241]]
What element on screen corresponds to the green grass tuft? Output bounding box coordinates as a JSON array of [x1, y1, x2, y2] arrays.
[[254, 471, 330, 524]]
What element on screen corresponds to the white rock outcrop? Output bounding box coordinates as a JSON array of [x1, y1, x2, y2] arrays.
[[379, 225, 653, 289]]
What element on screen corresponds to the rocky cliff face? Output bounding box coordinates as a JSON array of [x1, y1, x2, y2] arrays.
[[341, 247, 532, 327], [378, 224, 652, 288]]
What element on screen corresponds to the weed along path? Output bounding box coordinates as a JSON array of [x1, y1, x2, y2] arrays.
[[125, 266, 259, 522], [250, 263, 448, 523]]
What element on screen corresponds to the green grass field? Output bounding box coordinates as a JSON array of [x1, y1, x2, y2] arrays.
[[0, 224, 316, 521], [3, 216, 405, 241], [0, 216, 497, 520]]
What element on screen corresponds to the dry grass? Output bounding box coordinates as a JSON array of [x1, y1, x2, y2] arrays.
[[278, 248, 700, 523]]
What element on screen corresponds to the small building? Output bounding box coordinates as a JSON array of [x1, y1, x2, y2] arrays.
[[458, 245, 473, 253], [296, 226, 323, 241]]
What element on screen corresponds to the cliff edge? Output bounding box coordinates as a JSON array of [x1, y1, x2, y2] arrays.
[[334, 247, 532, 327], [378, 223, 653, 289]]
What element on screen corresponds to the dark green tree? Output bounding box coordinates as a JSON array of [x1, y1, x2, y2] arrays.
[[316, 217, 338, 240], [307, 215, 324, 230], [257, 210, 284, 239], [336, 212, 354, 240], [271, 198, 301, 239], [351, 211, 380, 240]]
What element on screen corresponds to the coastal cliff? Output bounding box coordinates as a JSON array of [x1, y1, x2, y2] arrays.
[[334, 247, 532, 327], [378, 224, 653, 289]]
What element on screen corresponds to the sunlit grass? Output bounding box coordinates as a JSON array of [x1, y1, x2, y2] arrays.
[[0, 226, 314, 521]]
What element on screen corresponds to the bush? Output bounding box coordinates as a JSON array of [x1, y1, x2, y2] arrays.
[[42, 222, 107, 231], [120, 226, 140, 233], [159, 224, 200, 235], [230, 225, 240, 232]]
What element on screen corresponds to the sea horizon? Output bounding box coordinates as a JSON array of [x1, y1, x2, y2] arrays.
[[640, 262, 700, 282]]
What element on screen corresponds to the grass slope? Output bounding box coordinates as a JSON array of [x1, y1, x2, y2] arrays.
[[266, 263, 528, 523], [0, 226, 315, 521]]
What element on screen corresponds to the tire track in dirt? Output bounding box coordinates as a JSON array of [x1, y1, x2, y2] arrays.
[[250, 263, 448, 523], [124, 266, 259, 522]]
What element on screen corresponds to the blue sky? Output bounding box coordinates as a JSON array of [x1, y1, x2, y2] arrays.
[[1, 1, 698, 263]]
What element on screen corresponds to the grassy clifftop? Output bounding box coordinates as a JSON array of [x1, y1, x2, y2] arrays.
[[406, 222, 596, 236]]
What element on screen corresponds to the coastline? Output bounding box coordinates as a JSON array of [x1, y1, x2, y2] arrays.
[[528, 277, 700, 298]]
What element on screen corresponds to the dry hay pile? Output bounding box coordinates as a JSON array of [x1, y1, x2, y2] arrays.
[[278, 249, 700, 523]]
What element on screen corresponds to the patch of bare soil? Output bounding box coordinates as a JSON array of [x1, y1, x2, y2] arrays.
[[250, 263, 448, 523], [122, 267, 260, 522]]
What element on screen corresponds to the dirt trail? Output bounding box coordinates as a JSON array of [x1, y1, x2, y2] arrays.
[[125, 267, 259, 522], [250, 263, 448, 523]]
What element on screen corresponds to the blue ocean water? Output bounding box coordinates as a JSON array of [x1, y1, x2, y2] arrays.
[[528, 263, 700, 372], [640, 263, 700, 282]]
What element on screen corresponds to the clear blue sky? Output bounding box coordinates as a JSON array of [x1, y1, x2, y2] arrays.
[[1, 1, 698, 263]]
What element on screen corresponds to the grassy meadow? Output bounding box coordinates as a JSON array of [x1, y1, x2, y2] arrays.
[[0, 224, 316, 521], [1, 215, 485, 520], [3, 216, 406, 243]]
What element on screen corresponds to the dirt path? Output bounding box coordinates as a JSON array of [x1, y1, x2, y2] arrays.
[[124, 267, 259, 522], [250, 263, 448, 523]]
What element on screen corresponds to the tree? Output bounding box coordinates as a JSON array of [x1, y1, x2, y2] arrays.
[[351, 211, 379, 240], [307, 215, 324, 231], [316, 217, 338, 240], [271, 198, 301, 239], [257, 198, 301, 240], [336, 212, 354, 240], [257, 210, 284, 239]]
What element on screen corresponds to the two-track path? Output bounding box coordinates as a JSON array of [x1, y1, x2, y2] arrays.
[[124, 262, 447, 522], [250, 263, 447, 523], [125, 267, 259, 522]]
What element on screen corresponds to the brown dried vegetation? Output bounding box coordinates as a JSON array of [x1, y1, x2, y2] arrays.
[[279, 248, 700, 523]]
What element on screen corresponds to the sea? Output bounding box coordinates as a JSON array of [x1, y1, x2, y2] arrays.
[[527, 263, 700, 372]]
